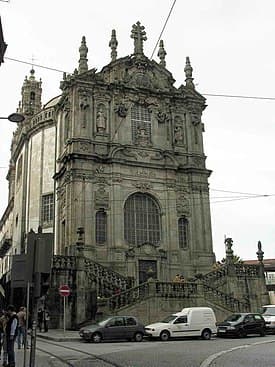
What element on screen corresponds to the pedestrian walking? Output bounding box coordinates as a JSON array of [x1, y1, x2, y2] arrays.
[[43, 310, 50, 333], [16, 307, 28, 349], [37, 308, 43, 332], [0, 310, 8, 366], [6, 305, 18, 367]]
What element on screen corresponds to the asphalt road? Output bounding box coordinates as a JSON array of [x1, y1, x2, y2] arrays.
[[32, 335, 275, 367]]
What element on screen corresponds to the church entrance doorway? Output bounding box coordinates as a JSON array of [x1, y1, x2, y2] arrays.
[[138, 260, 157, 284]]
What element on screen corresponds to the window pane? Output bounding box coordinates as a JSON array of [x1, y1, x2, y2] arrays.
[[124, 193, 160, 246], [41, 194, 54, 223], [96, 211, 107, 244], [178, 217, 188, 249], [131, 105, 151, 143]]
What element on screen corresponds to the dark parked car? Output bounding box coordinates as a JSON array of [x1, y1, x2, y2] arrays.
[[217, 313, 266, 338], [79, 316, 145, 343]]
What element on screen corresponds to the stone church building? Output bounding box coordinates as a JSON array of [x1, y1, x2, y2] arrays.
[[0, 22, 268, 326]]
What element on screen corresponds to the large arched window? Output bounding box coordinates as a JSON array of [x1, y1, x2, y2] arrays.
[[124, 193, 161, 246], [96, 210, 107, 244], [178, 217, 188, 249]]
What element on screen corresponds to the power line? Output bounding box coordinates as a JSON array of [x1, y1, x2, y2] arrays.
[[202, 93, 275, 101], [210, 188, 272, 197], [4, 57, 67, 73], [5, 56, 275, 102], [150, 0, 177, 60]]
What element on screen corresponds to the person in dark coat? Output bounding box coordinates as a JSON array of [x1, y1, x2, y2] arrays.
[[37, 308, 43, 332], [6, 305, 18, 367]]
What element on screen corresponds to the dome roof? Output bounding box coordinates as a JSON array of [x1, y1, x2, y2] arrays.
[[43, 95, 62, 109]]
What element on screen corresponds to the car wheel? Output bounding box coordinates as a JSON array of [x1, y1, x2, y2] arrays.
[[92, 332, 102, 343], [238, 329, 246, 338], [160, 330, 170, 341], [259, 328, 266, 337], [133, 332, 143, 342], [201, 329, 212, 340]]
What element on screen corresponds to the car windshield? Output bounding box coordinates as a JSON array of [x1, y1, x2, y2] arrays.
[[261, 307, 275, 316], [224, 314, 242, 322], [161, 315, 178, 323], [98, 317, 113, 327]]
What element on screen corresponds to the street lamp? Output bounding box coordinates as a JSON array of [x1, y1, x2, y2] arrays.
[[0, 113, 25, 123]]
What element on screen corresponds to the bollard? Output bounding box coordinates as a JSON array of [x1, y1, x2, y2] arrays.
[[29, 321, 37, 367]]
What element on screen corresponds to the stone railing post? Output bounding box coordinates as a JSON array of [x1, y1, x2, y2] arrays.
[[147, 278, 156, 297], [196, 281, 205, 306], [74, 227, 87, 327]]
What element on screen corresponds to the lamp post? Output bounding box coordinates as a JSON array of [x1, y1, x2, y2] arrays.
[[0, 113, 25, 123]]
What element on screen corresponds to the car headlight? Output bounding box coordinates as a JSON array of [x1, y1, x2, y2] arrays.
[[227, 326, 236, 330]]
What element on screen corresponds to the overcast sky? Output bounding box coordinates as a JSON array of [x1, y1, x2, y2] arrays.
[[0, 0, 274, 261]]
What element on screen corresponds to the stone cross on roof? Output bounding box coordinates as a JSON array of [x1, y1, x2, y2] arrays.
[[131, 21, 147, 55]]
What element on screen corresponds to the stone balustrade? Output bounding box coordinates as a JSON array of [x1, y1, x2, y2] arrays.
[[52, 255, 76, 270], [203, 284, 249, 312], [84, 258, 134, 298], [108, 282, 150, 310], [234, 264, 260, 278]]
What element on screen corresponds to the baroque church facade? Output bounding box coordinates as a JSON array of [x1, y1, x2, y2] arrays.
[[0, 22, 215, 304]]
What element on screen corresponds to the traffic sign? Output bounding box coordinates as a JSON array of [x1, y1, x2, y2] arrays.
[[59, 284, 70, 297]]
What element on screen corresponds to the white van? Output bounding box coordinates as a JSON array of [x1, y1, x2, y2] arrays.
[[261, 305, 275, 333], [145, 307, 217, 341]]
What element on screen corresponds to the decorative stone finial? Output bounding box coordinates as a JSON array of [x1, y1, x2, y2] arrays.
[[184, 56, 195, 89], [109, 29, 118, 62], [131, 21, 147, 55], [257, 241, 264, 263], [30, 68, 35, 80], [157, 40, 166, 67], [225, 237, 234, 264], [78, 36, 88, 74]]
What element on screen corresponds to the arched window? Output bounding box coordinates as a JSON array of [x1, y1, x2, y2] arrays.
[[96, 210, 107, 244], [178, 217, 188, 249], [124, 193, 161, 246], [30, 91, 35, 104]]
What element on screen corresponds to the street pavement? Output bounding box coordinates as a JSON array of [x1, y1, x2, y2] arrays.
[[12, 330, 275, 367]]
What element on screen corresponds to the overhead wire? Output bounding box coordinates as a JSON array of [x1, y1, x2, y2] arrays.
[[4, 56, 275, 102], [150, 0, 177, 60]]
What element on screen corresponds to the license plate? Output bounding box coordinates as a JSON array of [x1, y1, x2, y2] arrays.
[[218, 329, 226, 333]]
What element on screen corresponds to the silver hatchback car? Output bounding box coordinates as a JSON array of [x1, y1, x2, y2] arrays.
[[79, 315, 145, 343]]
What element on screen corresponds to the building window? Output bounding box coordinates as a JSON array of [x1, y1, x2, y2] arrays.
[[131, 105, 151, 144], [41, 193, 54, 224], [16, 155, 23, 182], [124, 193, 161, 246], [178, 217, 188, 249], [96, 210, 107, 244]]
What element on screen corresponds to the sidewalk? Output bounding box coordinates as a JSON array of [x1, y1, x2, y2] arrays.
[[36, 328, 80, 342], [13, 329, 80, 366]]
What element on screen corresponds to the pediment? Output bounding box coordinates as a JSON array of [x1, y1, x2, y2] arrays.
[[100, 55, 176, 92]]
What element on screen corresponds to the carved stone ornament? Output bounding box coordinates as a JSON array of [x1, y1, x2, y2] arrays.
[[79, 142, 90, 152], [191, 111, 201, 126], [135, 168, 156, 178], [133, 182, 153, 191], [114, 103, 128, 118], [192, 156, 204, 167], [157, 110, 169, 124], [137, 150, 149, 158], [125, 247, 135, 258], [176, 193, 190, 216], [95, 185, 109, 209]]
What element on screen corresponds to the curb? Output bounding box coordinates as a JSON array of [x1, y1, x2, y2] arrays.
[[37, 334, 80, 342], [200, 338, 275, 367]]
